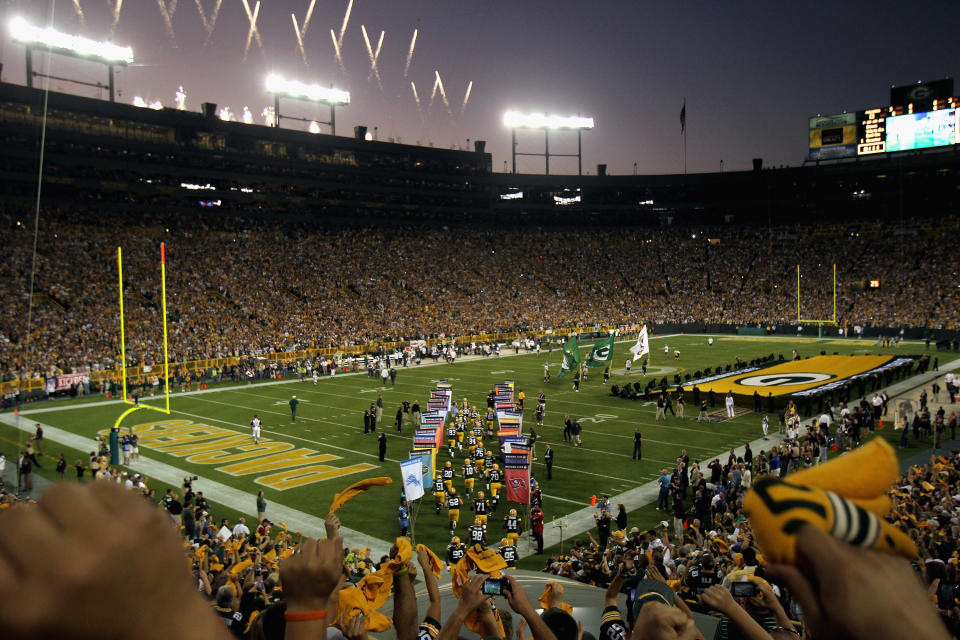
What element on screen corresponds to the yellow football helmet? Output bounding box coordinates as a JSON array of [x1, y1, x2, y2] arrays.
[[509, 509, 517, 517]]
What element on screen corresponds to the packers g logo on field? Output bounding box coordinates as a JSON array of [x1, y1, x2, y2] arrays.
[[691, 355, 899, 397], [738, 373, 834, 387]]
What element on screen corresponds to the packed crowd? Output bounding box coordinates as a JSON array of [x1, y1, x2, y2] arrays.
[[1, 446, 956, 640], [540, 383, 960, 638], [2, 209, 958, 382]]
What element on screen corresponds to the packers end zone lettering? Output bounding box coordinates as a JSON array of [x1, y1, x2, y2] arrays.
[[688, 355, 897, 397], [98, 420, 376, 490]]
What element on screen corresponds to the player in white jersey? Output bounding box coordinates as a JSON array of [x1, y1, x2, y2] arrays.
[[761, 414, 769, 439], [251, 414, 262, 444]]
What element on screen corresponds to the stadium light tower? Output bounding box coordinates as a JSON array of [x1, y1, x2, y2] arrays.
[[503, 110, 594, 175], [8, 16, 133, 102], [266, 73, 350, 135]]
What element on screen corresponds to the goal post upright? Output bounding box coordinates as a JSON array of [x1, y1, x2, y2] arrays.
[[797, 263, 838, 338], [114, 243, 172, 428]]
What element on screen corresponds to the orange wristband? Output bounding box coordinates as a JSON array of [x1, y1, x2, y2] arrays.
[[284, 610, 327, 622]]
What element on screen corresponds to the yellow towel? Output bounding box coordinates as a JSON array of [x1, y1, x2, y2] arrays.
[[744, 439, 916, 565], [538, 581, 573, 614], [386, 537, 413, 574], [336, 583, 393, 632], [450, 545, 508, 635], [416, 544, 444, 578], [329, 477, 393, 514]]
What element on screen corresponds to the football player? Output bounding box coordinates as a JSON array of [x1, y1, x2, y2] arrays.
[[462, 458, 476, 499], [503, 508, 522, 546], [471, 491, 490, 529], [442, 460, 455, 492], [498, 537, 518, 569], [447, 487, 461, 534]]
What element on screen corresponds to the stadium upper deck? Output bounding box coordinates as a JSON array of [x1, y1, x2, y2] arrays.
[[1, 81, 958, 226]]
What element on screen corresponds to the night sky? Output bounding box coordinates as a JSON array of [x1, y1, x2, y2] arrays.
[[0, 0, 956, 175]]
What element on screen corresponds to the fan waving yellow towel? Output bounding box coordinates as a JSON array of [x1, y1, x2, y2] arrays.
[[416, 544, 444, 578], [744, 439, 916, 565], [538, 581, 574, 614], [451, 544, 508, 635], [329, 477, 393, 514]]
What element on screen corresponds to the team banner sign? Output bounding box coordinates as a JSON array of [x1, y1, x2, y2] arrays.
[[558, 335, 581, 377], [401, 458, 425, 501], [586, 335, 615, 367], [504, 457, 530, 504], [630, 325, 649, 361], [686, 355, 913, 397]]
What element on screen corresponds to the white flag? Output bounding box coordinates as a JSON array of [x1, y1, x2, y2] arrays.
[[401, 457, 425, 501], [630, 325, 650, 361]]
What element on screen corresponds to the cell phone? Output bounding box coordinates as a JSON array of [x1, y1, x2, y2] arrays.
[[730, 581, 758, 598], [482, 578, 510, 596]]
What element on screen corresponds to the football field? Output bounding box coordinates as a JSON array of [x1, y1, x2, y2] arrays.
[[0, 333, 921, 566]]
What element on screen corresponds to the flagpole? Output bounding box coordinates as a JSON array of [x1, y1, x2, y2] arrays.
[[683, 97, 687, 176]]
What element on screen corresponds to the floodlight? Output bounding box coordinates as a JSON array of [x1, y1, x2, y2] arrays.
[[504, 110, 594, 175], [503, 110, 594, 130], [8, 16, 133, 64], [266, 73, 349, 135], [265, 73, 350, 106]]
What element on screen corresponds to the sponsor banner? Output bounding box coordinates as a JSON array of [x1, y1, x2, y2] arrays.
[[809, 113, 857, 130], [401, 458, 425, 501], [414, 427, 442, 449], [688, 355, 901, 397], [505, 466, 530, 504], [56, 373, 88, 390], [498, 432, 524, 448]]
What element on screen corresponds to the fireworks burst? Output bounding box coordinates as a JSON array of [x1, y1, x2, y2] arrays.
[[403, 28, 418, 78], [217, 106, 234, 121], [337, 0, 353, 49], [291, 0, 318, 64], [329, 29, 345, 71], [360, 25, 384, 88], [261, 106, 276, 126], [193, 0, 223, 46], [308, 120, 321, 134], [299, 0, 317, 38], [410, 81, 421, 110], [240, 0, 262, 60], [460, 80, 473, 116], [430, 70, 450, 114], [109, 0, 123, 37], [175, 85, 187, 110], [156, 0, 179, 47], [71, 0, 85, 25], [242, 106, 253, 124], [133, 96, 163, 110], [291, 14, 307, 64]]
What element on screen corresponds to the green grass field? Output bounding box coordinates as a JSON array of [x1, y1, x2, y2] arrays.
[[0, 334, 929, 568]]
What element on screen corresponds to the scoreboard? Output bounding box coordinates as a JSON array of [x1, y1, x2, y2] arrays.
[[856, 107, 894, 156], [810, 95, 960, 160]]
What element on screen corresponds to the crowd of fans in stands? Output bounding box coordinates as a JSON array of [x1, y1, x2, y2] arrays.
[[1, 210, 958, 383], [2, 429, 959, 639]]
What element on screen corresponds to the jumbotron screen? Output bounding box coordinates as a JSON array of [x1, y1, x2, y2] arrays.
[[811, 102, 959, 159], [885, 109, 958, 152]]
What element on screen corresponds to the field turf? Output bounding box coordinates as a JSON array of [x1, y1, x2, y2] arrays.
[[0, 334, 925, 567]]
